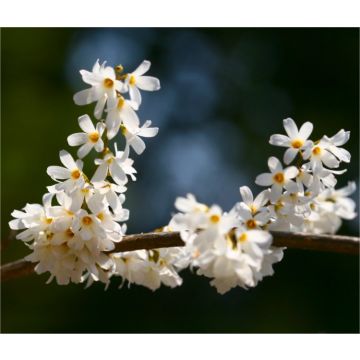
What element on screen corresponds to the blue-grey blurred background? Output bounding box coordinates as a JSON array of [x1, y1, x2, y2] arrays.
[[1, 28, 359, 333]]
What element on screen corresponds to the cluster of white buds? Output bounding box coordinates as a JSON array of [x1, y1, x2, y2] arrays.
[[9, 59, 160, 287], [167, 118, 356, 293], [9, 59, 357, 294]]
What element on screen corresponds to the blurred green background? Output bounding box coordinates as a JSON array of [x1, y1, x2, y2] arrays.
[[1, 28, 359, 333]]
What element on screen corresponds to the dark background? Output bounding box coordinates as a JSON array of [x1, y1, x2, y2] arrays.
[[1, 28, 359, 333]]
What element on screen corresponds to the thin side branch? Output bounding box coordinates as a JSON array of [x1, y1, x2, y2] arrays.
[[1, 231, 359, 282]]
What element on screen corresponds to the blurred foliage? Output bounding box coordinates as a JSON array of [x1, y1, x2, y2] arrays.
[[1, 28, 359, 333]]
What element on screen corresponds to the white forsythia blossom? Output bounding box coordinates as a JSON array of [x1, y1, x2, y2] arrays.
[[8, 56, 357, 295], [123, 60, 161, 106], [67, 115, 105, 158], [269, 118, 313, 164], [10, 58, 161, 287], [255, 156, 298, 202], [73, 60, 125, 119]]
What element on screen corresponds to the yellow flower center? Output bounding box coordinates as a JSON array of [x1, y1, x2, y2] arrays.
[[45, 217, 53, 224], [246, 219, 257, 229], [97, 212, 105, 221], [129, 75, 136, 86], [250, 204, 257, 214], [274, 202, 284, 212], [273, 172, 284, 184], [312, 146, 321, 155], [82, 216, 92, 226], [291, 139, 304, 149], [104, 78, 114, 88], [238, 233, 247, 242], [71, 169, 81, 180], [210, 214, 220, 223], [117, 96, 125, 109], [88, 132, 99, 143]]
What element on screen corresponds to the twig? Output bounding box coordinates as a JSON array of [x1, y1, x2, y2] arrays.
[[1, 231, 359, 282]]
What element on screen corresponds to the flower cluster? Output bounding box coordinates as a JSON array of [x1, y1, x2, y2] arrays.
[[9, 59, 357, 294], [166, 118, 356, 293], [9, 59, 162, 287]]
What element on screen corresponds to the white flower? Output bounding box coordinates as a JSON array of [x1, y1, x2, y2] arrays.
[[67, 115, 105, 158], [234, 228, 273, 269], [123, 60, 161, 106], [47, 150, 85, 193], [73, 60, 125, 119], [315, 181, 357, 220], [87, 194, 128, 245], [47, 192, 82, 232], [91, 146, 131, 185], [136, 248, 183, 291], [302, 140, 340, 173], [268, 197, 304, 232], [112, 251, 147, 287], [114, 144, 137, 180], [92, 180, 127, 214], [321, 129, 351, 163], [121, 120, 159, 155], [175, 193, 209, 213], [9, 194, 54, 242], [106, 95, 140, 140], [255, 156, 299, 202], [233, 187, 270, 229], [269, 118, 313, 164]]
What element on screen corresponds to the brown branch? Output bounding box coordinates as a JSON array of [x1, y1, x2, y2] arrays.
[[1, 231, 359, 282]]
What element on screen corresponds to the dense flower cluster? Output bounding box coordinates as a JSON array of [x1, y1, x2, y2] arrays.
[[9, 59, 161, 287], [9, 59, 357, 293], [167, 118, 356, 293]]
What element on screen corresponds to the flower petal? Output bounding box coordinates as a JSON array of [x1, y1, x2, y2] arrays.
[[255, 173, 273, 187], [268, 156, 282, 173], [283, 147, 298, 165], [136, 76, 161, 91], [47, 166, 71, 180], [59, 150, 77, 170], [120, 104, 140, 130], [298, 121, 313, 140], [73, 89, 92, 105], [129, 85, 142, 106], [269, 134, 291, 147], [77, 142, 93, 159], [67, 133, 88, 147], [239, 186, 253, 205], [94, 94, 108, 120], [78, 115, 95, 133], [139, 125, 158, 137], [322, 151, 340, 168], [132, 60, 151, 76], [127, 134, 146, 155], [284, 166, 298, 179], [283, 118, 298, 139], [91, 162, 108, 183], [110, 161, 127, 184]]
